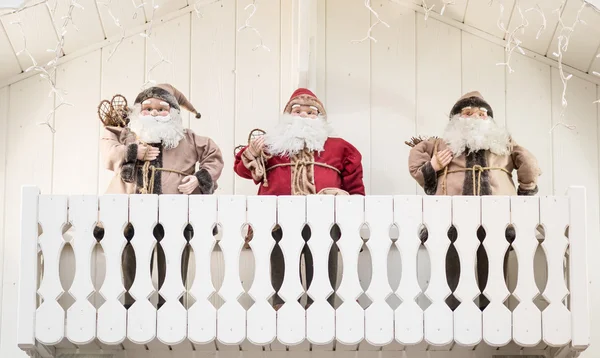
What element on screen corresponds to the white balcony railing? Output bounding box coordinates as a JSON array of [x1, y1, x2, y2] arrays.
[[16, 186, 590, 357]]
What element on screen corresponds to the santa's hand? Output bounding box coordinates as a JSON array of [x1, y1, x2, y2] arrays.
[[137, 145, 160, 161], [431, 149, 453, 171], [250, 137, 265, 155], [178, 175, 199, 194]]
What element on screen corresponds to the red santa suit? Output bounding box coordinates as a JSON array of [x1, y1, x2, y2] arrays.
[[234, 89, 365, 196]]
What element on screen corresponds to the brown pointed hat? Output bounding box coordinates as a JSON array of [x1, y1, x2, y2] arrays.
[[135, 83, 201, 119], [449, 91, 493, 119]]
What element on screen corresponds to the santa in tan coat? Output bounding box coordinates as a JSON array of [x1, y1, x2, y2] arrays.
[[407, 91, 541, 310], [98, 84, 224, 308]]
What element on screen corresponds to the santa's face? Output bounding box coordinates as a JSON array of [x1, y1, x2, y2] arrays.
[[443, 112, 510, 156], [128, 100, 185, 149], [459, 106, 489, 120], [290, 104, 320, 119]]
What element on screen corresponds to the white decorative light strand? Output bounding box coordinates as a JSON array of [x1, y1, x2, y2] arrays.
[[237, 0, 270, 52], [525, 4, 547, 40], [351, 0, 390, 43], [421, 0, 435, 20], [140, 0, 158, 39], [131, 0, 145, 20], [440, 0, 455, 16], [193, 0, 221, 19], [142, 43, 172, 89], [549, 0, 588, 133], [96, 0, 126, 62], [7, 0, 83, 133], [496, 1, 528, 73]]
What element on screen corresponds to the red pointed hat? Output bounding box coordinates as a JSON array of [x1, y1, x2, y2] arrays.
[[283, 88, 326, 115]]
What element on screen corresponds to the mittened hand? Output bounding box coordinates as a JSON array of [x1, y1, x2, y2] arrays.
[[137, 145, 160, 161], [178, 175, 199, 194], [249, 137, 265, 155], [431, 148, 453, 172]]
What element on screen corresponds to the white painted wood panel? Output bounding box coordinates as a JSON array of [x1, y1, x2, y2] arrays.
[[325, 0, 371, 192], [190, 1, 236, 195], [506, 0, 562, 56], [0, 86, 8, 344], [234, 0, 281, 195], [464, 0, 515, 39], [1, 75, 54, 358], [51, 0, 105, 55], [415, 16, 461, 136], [142, 0, 187, 21], [506, 54, 552, 195], [54, 50, 101, 195], [461, 32, 506, 125], [144, 14, 192, 126], [96, 0, 146, 38], [1, 4, 59, 69], [370, 1, 416, 195], [546, 0, 600, 72], [0, 27, 21, 79]]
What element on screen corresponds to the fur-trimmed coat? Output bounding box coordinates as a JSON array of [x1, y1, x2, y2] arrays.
[[408, 138, 540, 196], [234, 137, 365, 196], [101, 126, 224, 195]]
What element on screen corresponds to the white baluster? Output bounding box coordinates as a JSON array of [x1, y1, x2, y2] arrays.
[[394, 195, 424, 346], [36, 195, 68, 345], [335, 196, 365, 346], [246, 195, 277, 345], [97, 195, 128, 345], [540, 196, 571, 346], [567, 187, 590, 350], [511, 196, 541, 346], [481, 196, 511, 346], [364, 196, 394, 346], [66, 195, 98, 345], [452, 196, 482, 347], [276, 196, 306, 346], [127, 194, 159, 344], [422, 196, 453, 346], [217, 196, 246, 345], [188, 195, 217, 345], [157, 195, 189, 345], [306, 195, 336, 346]]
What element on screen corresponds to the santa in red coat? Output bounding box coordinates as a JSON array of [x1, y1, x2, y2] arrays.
[[234, 88, 365, 196], [234, 88, 365, 310]]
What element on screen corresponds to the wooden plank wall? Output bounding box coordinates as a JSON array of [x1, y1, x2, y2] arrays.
[[0, 1, 599, 357]]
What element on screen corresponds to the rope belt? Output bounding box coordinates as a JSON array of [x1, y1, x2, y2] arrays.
[[267, 160, 341, 195], [136, 162, 188, 194], [439, 164, 511, 195]]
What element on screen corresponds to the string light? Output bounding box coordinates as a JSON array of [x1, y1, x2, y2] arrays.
[[420, 0, 435, 20], [4, 0, 83, 133], [96, 0, 126, 62], [525, 4, 547, 40], [193, 0, 221, 19], [140, 0, 158, 38], [351, 0, 390, 43], [440, 0, 455, 16], [237, 0, 270, 52], [496, 0, 528, 73], [131, 0, 145, 20], [549, 0, 588, 133], [142, 43, 172, 89]]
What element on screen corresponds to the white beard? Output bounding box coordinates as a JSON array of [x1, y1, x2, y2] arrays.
[[128, 105, 185, 149], [442, 114, 511, 156], [263, 114, 333, 157]]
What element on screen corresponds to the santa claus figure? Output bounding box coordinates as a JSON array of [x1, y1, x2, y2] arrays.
[[99, 83, 224, 308], [407, 91, 541, 310], [234, 88, 365, 310]]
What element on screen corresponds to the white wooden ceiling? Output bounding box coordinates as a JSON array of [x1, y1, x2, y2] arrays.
[[0, 0, 599, 84]]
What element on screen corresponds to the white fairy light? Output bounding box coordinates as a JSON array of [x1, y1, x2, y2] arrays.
[[96, 0, 126, 61], [142, 43, 172, 89], [351, 0, 390, 43], [237, 0, 270, 52], [496, 1, 529, 73], [140, 0, 158, 38], [131, 0, 145, 20], [525, 4, 547, 40], [549, 0, 588, 132], [193, 0, 221, 19], [3, 0, 82, 133], [440, 0, 455, 16], [420, 0, 435, 20]]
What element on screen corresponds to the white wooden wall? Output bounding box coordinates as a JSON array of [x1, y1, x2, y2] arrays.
[[0, 1, 599, 357]]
